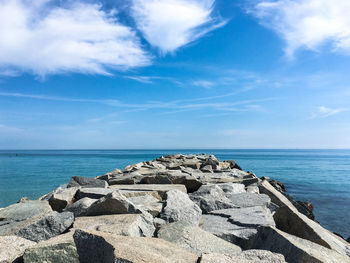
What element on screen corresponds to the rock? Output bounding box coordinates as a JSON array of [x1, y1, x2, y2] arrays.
[[16, 211, 74, 242], [293, 200, 315, 220], [73, 214, 155, 237], [109, 184, 187, 199], [85, 191, 140, 216], [0, 236, 35, 263], [224, 193, 271, 208], [210, 206, 275, 228], [160, 190, 202, 226], [120, 190, 162, 200], [23, 232, 79, 263], [189, 184, 236, 213], [200, 214, 258, 249], [73, 229, 198, 263], [200, 250, 286, 263], [128, 195, 163, 216], [225, 160, 242, 170], [259, 180, 350, 257], [17, 197, 29, 203], [108, 172, 142, 185], [48, 187, 79, 212], [74, 188, 114, 200], [347, 236, 350, 243], [67, 176, 108, 188], [64, 197, 97, 217], [216, 183, 246, 194], [246, 185, 260, 194], [201, 165, 213, 173], [0, 200, 52, 236], [269, 180, 286, 193], [158, 221, 241, 256], [96, 168, 123, 181], [250, 226, 350, 263]]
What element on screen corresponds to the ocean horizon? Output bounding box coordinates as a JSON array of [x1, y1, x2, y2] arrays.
[[1, 149, 349, 239]]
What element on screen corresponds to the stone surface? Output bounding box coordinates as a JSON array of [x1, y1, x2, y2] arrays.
[[109, 184, 187, 198], [225, 193, 270, 208], [85, 191, 141, 216], [161, 190, 202, 226], [23, 232, 79, 263], [73, 229, 198, 263], [48, 187, 79, 212], [64, 197, 97, 217], [250, 226, 350, 263], [216, 183, 246, 194], [75, 188, 114, 200], [16, 211, 74, 242], [73, 214, 155, 237], [200, 250, 286, 263], [128, 194, 163, 216], [67, 176, 108, 188], [158, 221, 241, 256], [0, 235, 35, 263]]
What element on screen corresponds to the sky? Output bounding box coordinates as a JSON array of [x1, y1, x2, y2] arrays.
[[0, 0, 350, 149]]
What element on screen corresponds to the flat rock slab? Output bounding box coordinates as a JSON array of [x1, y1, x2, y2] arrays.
[[75, 188, 114, 200], [210, 206, 275, 228], [128, 195, 163, 216], [225, 193, 270, 208], [64, 197, 97, 217], [200, 250, 286, 263], [73, 214, 155, 237], [67, 176, 108, 188], [158, 221, 241, 256], [73, 229, 198, 263], [161, 190, 202, 226], [216, 183, 246, 194], [109, 184, 187, 198], [0, 235, 36, 263]]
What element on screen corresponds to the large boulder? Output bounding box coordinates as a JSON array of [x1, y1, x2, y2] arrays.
[[160, 190, 202, 226], [73, 229, 198, 263], [15, 211, 74, 242], [73, 214, 155, 237], [74, 188, 114, 200], [67, 176, 108, 188], [224, 193, 271, 208], [250, 226, 350, 263], [0, 236, 35, 263], [48, 187, 79, 212], [128, 195, 163, 216], [259, 180, 350, 257], [23, 232, 79, 263], [200, 250, 286, 263], [216, 183, 246, 194], [158, 221, 241, 256], [64, 197, 97, 217], [85, 191, 140, 216]]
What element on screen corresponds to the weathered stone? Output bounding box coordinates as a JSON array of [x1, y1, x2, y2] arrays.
[[23, 232, 79, 263], [161, 190, 202, 226], [75, 188, 114, 200], [201, 165, 213, 173], [200, 214, 257, 249], [16, 211, 74, 242], [246, 185, 260, 194], [120, 190, 162, 200], [17, 197, 29, 203], [73, 214, 155, 237], [224, 193, 271, 208], [67, 176, 107, 188], [259, 180, 350, 257], [0, 236, 35, 263], [250, 226, 350, 263], [216, 183, 246, 194], [85, 191, 140, 216], [200, 250, 286, 263], [48, 187, 79, 212], [158, 221, 241, 256], [128, 195, 163, 216], [108, 173, 142, 185], [64, 197, 97, 217], [73, 229, 198, 263], [96, 168, 123, 181]]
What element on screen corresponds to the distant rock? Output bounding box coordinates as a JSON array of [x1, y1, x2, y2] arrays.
[[75, 188, 114, 200], [67, 176, 107, 188]]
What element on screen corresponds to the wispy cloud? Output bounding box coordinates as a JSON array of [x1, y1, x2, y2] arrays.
[[0, 0, 150, 76], [131, 0, 226, 53], [249, 0, 350, 58], [310, 106, 347, 119], [192, 80, 215, 89]]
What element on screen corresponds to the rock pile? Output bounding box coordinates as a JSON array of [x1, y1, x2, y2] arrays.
[[1, 154, 349, 263]]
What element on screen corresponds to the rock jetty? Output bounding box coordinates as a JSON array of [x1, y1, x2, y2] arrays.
[[1, 154, 349, 263]]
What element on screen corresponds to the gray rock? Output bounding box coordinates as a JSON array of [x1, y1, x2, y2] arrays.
[[200, 214, 258, 249], [210, 207, 275, 228], [16, 211, 74, 242], [128, 195, 163, 216], [216, 183, 246, 194], [64, 197, 97, 217], [0, 236, 35, 263], [189, 184, 237, 213], [67, 176, 107, 188], [161, 190, 202, 226], [48, 187, 79, 212], [73, 213, 155, 237], [250, 226, 350, 263], [73, 229, 198, 263], [158, 221, 241, 256], [108, 172, 142, 185], [246, 185, 260, 194], [200, 250, 286, 263], [225, 193, 270, 208], [85, 191, 140, 216], [201, 165, 213, 173], [75, 188, 114, 200]]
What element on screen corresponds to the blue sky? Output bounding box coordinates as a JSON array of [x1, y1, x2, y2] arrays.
[[0, 0, 350, 149]]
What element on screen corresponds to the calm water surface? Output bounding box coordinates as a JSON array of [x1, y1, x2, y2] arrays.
[[0, 149, 349, 238]]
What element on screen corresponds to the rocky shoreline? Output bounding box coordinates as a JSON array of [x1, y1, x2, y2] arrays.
[[1, 154, 349, 262]]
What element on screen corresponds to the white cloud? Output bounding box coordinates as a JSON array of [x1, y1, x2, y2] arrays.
[[311, 106, 346, 118], [0, 0, 150, 76], [131, 0, 226, 53], [192, 80, 215, 89], [251, 0, 350, 57]]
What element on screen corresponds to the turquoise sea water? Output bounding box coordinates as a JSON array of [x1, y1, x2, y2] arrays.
[[0, 149, 349, 238]]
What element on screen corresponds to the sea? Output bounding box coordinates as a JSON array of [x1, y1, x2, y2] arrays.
[[0, 149, 349, 238]]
